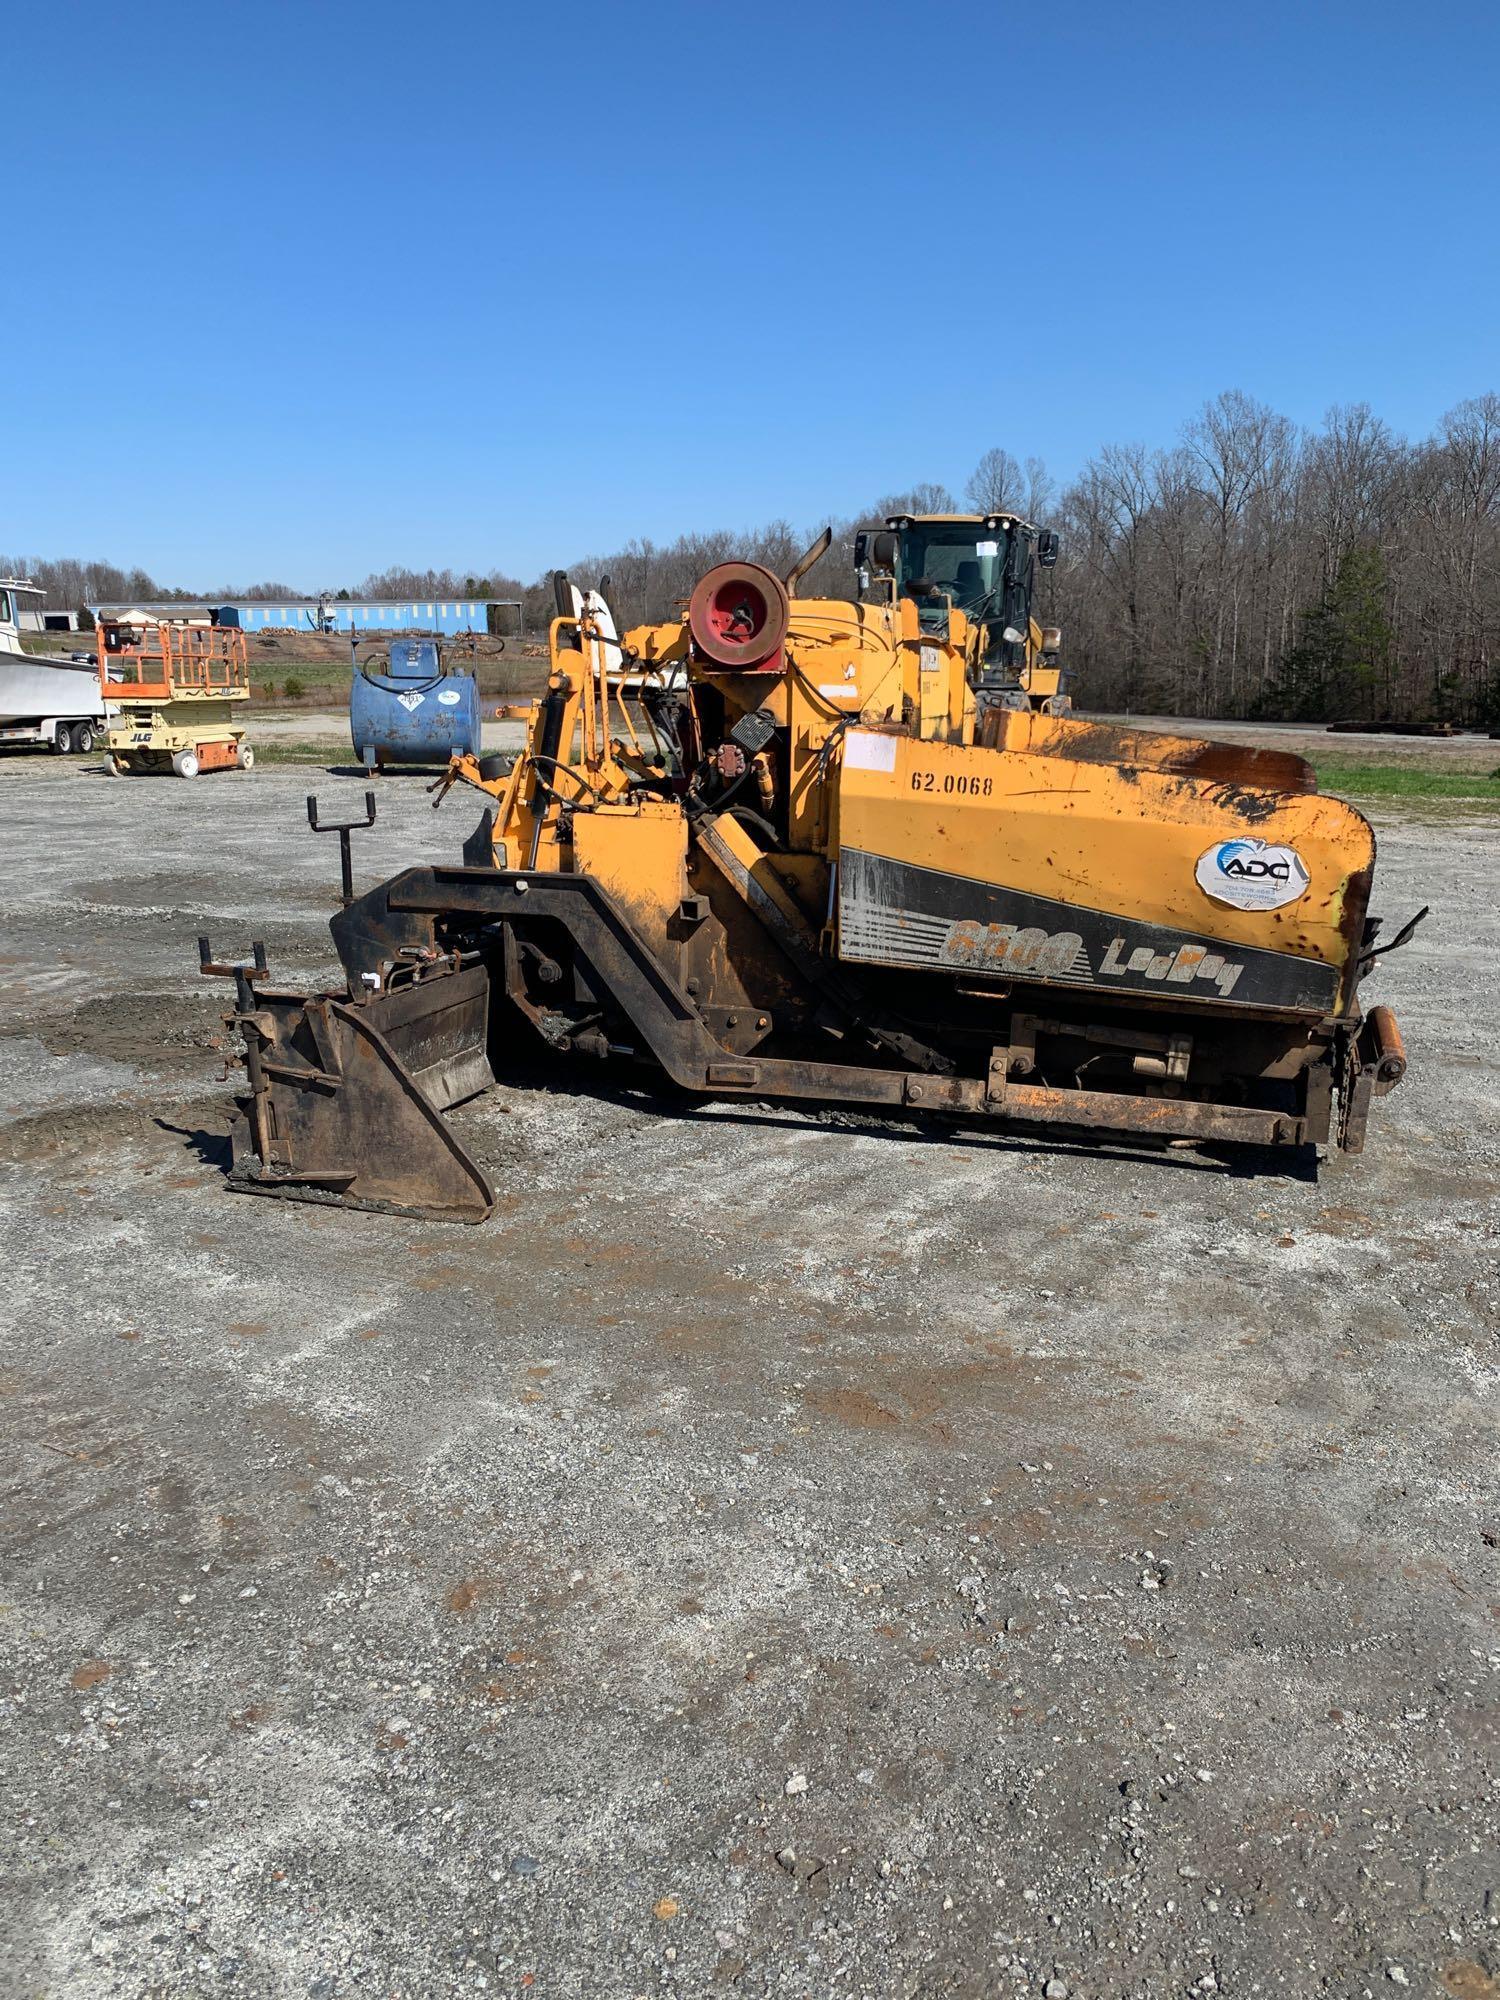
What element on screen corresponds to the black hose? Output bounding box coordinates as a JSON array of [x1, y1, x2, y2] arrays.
[[528, 755, 600, 804], [527, 686, 571, 867], [683, 757, 752, 821], [726, 804, 782, 849]]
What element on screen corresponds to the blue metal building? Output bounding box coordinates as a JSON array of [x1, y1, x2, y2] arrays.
[[233, 598, 497, 635], [90, 597, 512, 636]]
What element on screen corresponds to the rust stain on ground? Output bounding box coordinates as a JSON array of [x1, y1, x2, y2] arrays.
[[228, 1321, 269, 1338], [446, 1579, 480, 1614], [1313, 1205, 1374, 1236], [413, 1267, 463, 1291], [804, 1387, 901, 1430], [1445, 1960, 1500, 1999], [653, 1318, 730, 1357], [70, 1660, 112, 1690], [804, 1349, 1093, 1443]]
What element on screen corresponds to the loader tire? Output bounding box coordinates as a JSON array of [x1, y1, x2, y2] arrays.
[[173, 750, 201, 779]]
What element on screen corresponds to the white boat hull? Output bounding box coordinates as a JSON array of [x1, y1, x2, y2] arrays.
[[0, 643, 107, 726]]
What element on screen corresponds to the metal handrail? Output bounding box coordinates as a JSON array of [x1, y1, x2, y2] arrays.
[[98, 622, 249, 701]]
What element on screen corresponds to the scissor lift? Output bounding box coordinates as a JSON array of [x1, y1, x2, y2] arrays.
[[99, 619, 253, 777]]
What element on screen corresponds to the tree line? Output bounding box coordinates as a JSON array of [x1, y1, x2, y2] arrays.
[[1056, 391, 1500, 725], [540, 392, 1500, 726], [9, 388, 1498, 722]]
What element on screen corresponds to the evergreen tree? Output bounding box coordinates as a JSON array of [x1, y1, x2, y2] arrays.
[[1259, 544, 1394, 721]]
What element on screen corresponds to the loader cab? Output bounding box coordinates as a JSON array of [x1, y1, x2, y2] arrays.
[[855, 514, 1057, 675]]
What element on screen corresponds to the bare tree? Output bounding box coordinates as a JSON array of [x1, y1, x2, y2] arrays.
[[967, 447, 1024, 513], [967, 448, 1056, 521]]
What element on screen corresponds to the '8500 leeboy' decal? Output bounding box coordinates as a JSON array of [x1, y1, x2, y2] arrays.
[[1195, 838, 1310, 912], [837, 849, 1340, 1013]]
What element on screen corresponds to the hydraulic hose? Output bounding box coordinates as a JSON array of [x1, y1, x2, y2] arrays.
[[527, 683, 571, 868]]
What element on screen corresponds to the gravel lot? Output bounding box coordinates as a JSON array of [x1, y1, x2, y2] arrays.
[[1, 755, 1496, 2000]]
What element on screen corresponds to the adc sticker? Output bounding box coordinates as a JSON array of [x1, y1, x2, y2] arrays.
[[1195, 838, 1310, 912]]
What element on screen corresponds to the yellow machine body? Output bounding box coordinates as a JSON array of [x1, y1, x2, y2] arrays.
[[835, 716, 1372, 1016], [469, 586, 1373, 1022], [207, 519, 1412, 1221]]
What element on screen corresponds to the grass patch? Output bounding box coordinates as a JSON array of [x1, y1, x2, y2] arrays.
[[1312, 759, 1500, 799], [20, 631, 94, 655], [253, 740, 351, 766], [245, 638, 547, 700]]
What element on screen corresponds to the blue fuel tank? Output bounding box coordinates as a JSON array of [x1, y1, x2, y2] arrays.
[[349, 638, 482, 771]]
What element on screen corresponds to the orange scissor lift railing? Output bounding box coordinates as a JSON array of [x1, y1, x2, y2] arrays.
[[98, 622, 250, 701]]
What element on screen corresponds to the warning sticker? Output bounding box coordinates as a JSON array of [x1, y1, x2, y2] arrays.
[[842, 730, 899, 773], [396, 691, 424, 712]]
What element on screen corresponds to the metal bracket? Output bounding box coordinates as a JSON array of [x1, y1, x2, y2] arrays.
[[307, 790, 377, 907], [198, 937, 276, 1159], [986, 1047, 1009, 1105], [198, 936, 270, 1013]]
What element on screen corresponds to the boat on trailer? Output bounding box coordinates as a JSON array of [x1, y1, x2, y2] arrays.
[[0, 579, 111, 753]]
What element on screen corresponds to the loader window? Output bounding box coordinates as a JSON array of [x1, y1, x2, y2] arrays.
[[897, 526, 1012, 630]]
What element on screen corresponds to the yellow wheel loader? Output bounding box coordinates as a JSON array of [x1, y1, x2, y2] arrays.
[[201, 515, 1417, 1222]]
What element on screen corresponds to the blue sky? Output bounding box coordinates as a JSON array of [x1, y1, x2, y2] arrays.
[[7, 0, 1499, 586]]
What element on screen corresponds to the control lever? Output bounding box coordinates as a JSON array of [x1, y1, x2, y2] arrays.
[[307, 790, 377, 907], [1358, 904, 1430, 973]]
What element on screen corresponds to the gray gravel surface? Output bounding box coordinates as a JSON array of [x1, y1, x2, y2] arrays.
[[1, 758, 1496, 2000]]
